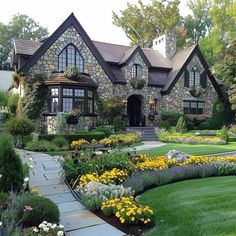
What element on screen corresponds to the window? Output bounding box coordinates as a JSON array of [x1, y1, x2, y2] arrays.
[[58, 44, 84, 71], [183, 100, 205, 114], [189, 66, 200, 87], [131, 64, 142, 77], [50, 88, 59, 113], [48, 87, 94, 114]]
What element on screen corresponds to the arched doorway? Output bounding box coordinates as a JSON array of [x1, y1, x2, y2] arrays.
[[127, 95, 144, 126]]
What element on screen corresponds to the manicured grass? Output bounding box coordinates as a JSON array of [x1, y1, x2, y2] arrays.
[[139, 176, 236, 236], [139, 142, 236, 156]]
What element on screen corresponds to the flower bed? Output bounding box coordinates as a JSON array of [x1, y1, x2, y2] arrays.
[[158, 131, 226, 144]]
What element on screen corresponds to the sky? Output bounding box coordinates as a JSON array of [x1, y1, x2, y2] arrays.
[[0, 0, 189, 45]]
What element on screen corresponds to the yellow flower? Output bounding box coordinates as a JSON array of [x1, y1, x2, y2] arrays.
[[115, 212, 120, 218], [120, 218, 125, 223], [131, 217, 135, 221]]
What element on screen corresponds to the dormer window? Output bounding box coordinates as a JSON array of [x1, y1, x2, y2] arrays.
[[58, 44, 84, 72], [189, 66, 200, 87], [131, 64, 142, 78]]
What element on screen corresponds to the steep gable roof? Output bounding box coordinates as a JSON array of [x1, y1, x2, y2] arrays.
[[18, 13, 117, 82], [12, 39, 42, 55], [162, 45, 222, 97]]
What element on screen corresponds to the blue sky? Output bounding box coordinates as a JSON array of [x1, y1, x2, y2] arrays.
[[0, 0, 188, 45]]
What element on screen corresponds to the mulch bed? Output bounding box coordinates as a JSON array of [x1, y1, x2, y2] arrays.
[[94, 211, 154, 236]]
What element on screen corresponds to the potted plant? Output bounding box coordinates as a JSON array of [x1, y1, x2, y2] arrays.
[[63, 66, 80, 80], [189, 86, 204, 97], [64, 109, 80, 124], [130, 77, 146, 89]]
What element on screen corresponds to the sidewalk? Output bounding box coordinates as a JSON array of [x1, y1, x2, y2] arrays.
[[18, 149, 125, 236], [127, 141, 166, 152]]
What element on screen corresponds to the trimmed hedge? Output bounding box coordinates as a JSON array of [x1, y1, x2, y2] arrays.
[[39, 131, 106, 143]]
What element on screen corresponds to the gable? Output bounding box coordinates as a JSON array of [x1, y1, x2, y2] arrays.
[[18, 13, 116, 83], [162, 45, 223, 98]]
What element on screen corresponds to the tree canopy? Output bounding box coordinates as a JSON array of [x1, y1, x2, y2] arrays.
[[0, 14, 48, 70], [112, 0, 181, 48]]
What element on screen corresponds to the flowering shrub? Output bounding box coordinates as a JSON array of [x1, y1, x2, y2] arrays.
[[135, 156, 168, 171], [79, 168, 128, 186], [70, 139, 89, 149], [101, 196, 153, 224], [78, 181, 134, 211], [158, 131, 226, 144], [99, 137, 113, 147], [25, 221, 65, 235], [213, 161, 236, 175]]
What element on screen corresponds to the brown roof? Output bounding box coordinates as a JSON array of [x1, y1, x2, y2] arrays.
[[163, 45, 197, 92], [12, 38, 42, 55]]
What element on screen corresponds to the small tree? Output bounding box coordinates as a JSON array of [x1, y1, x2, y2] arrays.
[[5, 117, 35, 147], [176, 116, 187, 133], [218, 125, 229, 144], [0, 134, 24, 192]]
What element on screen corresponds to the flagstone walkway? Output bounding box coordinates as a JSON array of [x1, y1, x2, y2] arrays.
[[18, 149, 126, 236]]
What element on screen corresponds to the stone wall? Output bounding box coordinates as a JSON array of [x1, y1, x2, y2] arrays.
[[113, 52, 162, 126], [161, 55, 218, 116]]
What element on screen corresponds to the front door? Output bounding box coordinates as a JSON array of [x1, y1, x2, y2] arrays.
[[127, 95, 141, 126]]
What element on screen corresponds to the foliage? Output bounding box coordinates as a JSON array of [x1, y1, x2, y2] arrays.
[[70, 139, 89, 149], [218, 125, 229, 144], [129, 77, 146, 89], [211, 98, 227, 129], [0, 90, 8, 106], [25, 140, 63, 152], [176, 116, 187, 133], [7, 93, 19, 114], [22, 74, 47, 119], [159, 120, 171, 129], [78, 182, 134, 211], [160, 111, 181, 126], [51, 136, 68, 148], [93, 125, 115, 137], [158, 131, 226, 144], [0, 134, 24, 192], [113, 117, 125, 131], [100, 97, 124, 123], [63, 65, 80, 78], [112, 0, 181, 47], [24, 221, 65, 235], [5, 117, 35, 146], [135, 156, 168, 171], [0, 14, 48, 70], [39, 131, 106, 143], [101, 196, 153, 225], [198, 117, 212, 130], [16, 193, 60, 227]]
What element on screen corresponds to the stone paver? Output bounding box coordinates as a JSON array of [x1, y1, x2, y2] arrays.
[[18, 149, 126, 236], [66, 223, 126, 236], [126, 141, 166, 151]]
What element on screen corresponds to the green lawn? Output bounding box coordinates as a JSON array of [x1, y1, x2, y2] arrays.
[[139, 176, 236, 236], [139, 142, 236, 156]]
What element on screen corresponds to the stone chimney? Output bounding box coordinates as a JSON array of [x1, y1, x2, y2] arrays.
[[152, 33, 176, 59]]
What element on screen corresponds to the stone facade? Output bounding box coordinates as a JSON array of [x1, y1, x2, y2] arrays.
[[113, 52, 162, 126], [161, 55, 218, 116]]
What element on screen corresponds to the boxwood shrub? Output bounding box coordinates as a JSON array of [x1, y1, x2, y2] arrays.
[[17, 193, 60, 227], [39, 131, 106, 143]]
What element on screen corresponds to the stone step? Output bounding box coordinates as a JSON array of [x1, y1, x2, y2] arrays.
[[128, 127, 156, 141]]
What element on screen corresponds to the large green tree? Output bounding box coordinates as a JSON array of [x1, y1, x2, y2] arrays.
[[0, 14, 48, 70], [183, 0, 212, 43], [112, 0, 181, 48]]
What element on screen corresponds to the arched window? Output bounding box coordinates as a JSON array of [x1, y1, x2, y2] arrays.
[[189, 66, 200, 87], [58, 44, 84, 72], [131, 64, 142, 77]]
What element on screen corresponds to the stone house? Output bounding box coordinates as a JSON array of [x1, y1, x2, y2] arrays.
[[11, 13, 222, 133]]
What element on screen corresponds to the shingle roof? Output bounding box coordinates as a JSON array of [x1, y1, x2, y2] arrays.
[[162, 44, 197, 92], [12, 38, 42, 55]]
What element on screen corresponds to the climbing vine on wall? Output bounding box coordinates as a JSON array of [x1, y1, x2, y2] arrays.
[[22, 74, 48, 119]]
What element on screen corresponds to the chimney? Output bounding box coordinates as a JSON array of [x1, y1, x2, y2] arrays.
[[152, 33, 176, 59]]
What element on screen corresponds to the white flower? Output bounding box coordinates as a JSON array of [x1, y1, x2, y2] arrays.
[[58, 224, 64, 229], [47, 222, 52, 227], [57, 231, 64, 236], [0, 222, 2, 226], [30, 165, 34, 169], [0, 174, 2, 178], [24, 177, 29, 182], [38, 223, 45, 228], [51, 223, 57, 229], [43, 227, 49, 232], [42, 221, 47, 224], [33, 227, 39, 232]]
